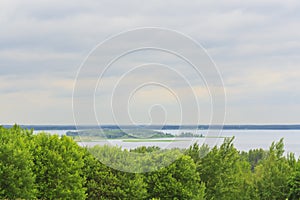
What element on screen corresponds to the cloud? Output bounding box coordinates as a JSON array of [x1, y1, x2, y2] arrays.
[[0, 0, 300, 124]]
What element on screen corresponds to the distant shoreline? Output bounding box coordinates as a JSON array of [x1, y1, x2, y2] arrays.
[[3, 124, 300, 130]]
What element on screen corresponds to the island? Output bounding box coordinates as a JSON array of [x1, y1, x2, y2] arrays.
[[66, 129, 208, 142]]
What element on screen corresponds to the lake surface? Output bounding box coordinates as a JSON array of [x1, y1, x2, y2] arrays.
[[34, 129, 300, 158]]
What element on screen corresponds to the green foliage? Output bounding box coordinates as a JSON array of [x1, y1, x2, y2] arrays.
[[199, 137, 257, 200], [185, 142, 210, 163], [288, 160, 300, 199], [67, 129, 173, 140], [146, 155, 205, 200], [83, 149, 148, 199], [0, 126, 299, 200], [240, 148, 267, 171], [0, 125, 36, 199], [89, 144, 183, 173], [254, 139, 292, 200], [130, 146, 161, 153], [114, 172, 148, 200], [32, 133, 86, 199], [177, 132, 204, 138]]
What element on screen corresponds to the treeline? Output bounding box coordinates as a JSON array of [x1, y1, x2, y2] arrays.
[[66, 129, 173, 139], [0, 126, 299, 199]]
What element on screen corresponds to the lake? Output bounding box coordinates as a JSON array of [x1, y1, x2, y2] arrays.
[[34, 129, 300, 158]]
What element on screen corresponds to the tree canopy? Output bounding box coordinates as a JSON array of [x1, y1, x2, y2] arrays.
[[0, 126, 299, 199]]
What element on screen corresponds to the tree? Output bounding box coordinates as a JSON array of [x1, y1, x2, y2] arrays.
[[1, 126, 300, 199], [288, 159, 300, 199], [83, 147, 148, 199], [146, 155, 205, 200], [199, 137, 256, 200], [240, 148, 267, 171], [0, 125, 36, 199], [32, 133, 86, 199], [114, 172, 148, 200], [254, 139, 291, 200], [185, 142, 210, 164]]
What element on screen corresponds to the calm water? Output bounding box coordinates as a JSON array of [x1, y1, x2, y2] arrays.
[[34, 129, 300, 158]]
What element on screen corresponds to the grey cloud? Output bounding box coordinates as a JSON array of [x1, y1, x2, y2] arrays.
[[1, 0, 300, 124]]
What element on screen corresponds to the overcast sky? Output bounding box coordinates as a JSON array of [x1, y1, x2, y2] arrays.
[[1, 0, 300, 125]]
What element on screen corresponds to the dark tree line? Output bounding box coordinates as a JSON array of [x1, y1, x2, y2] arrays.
[[0, 126, 299, 199]]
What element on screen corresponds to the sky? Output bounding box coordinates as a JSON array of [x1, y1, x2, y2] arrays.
[[1, 0, 300, 125]]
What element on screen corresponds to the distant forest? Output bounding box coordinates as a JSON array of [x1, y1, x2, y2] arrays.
[[3, 124, 300, 130], [0, 125, 299, 199]]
